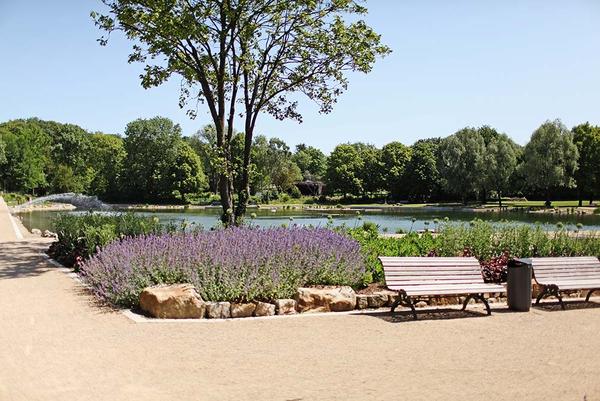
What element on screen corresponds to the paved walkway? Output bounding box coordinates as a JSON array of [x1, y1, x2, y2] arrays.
[[0, 197, 21, 242], [1, 225, 600, 400]]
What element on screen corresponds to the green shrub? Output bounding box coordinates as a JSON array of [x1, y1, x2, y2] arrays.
[[346, 221, 600, 284], [289, 186, 302, 199], [47, 212, 163, 270], [2, 192, 29, 206]]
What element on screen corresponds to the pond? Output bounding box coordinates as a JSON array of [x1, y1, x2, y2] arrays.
[[16, 206, 600, 233]]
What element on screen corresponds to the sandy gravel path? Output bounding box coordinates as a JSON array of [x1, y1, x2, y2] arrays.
[[0, 197, 21, 242], [1, 236, 600, 400]]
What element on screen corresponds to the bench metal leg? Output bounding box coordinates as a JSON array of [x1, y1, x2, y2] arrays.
[[462, 293, 491, 315], [391, 290, 417, 320], [461, 294, 474, 311], [535, 286, 548, 305], [585, 289, 599, 302], [477, 294, 492, 315], [535, 285, 564, 310]]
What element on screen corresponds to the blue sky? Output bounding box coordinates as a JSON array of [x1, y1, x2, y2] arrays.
[[1, 0, 599, 152]]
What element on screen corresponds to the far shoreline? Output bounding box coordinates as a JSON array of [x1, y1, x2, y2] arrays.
[[10, 200, 598, 216]]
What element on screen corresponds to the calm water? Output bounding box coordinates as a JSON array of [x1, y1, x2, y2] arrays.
[[17, 207, 600, 233]]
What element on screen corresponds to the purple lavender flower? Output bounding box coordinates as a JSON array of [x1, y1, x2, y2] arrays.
[[80, 227, 365, 307]]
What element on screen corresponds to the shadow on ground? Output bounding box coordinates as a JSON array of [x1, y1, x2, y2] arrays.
[[360, 306, 502, 323], [533, 299, 600, 312], [0, 240, 52, 279]]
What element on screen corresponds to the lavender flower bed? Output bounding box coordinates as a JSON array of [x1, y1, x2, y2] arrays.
[[80, 227, 365, 307]]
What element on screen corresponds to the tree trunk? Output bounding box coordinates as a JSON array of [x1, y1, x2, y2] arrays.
[[578, 188, 583, 207], [498, 190, 502, 208], [233, 119, 254, 225], [545, 188, 552, 208]]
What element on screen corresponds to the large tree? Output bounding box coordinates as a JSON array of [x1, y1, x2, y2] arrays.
[[94, 0, 390, 224], [404, 139, 440, 202], [293, 144, 327, 181], [0, 124, 50, 194], [352, 142, 382, 195], [122, 117, 191, 201], [572, 122, 600, 206], [381, 141, 411, 200], [169, 141, 207, 201], [483, 133, 519, 207], [325, 143, 363, 198], [438, 128, 486, 203], [88, 133, 127, 200], [521, 119, 578, 207]]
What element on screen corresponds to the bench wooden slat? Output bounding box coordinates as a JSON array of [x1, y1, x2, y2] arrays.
[[383, 266, 481, 272], [536, 279, 600, 287], [385, 272, 483, 277], [386, 278, 494, 286], [535, 269, 600, 279]]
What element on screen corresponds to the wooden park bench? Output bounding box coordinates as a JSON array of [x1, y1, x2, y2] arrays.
[[519, 256, 600, 309], [379, 257, 506, 319]]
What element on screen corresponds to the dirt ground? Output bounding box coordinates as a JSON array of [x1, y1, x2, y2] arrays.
[[1, 237, 599, 401]]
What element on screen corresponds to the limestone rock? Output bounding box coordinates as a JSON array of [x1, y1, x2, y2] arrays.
[[356, 295, 369, 310], [254, 302, 275, 317], [31, 228, 42, 236], [139, 284, 205, 319], [274, 299, 297, 315], [42, 230, 58, 238], [206, 302, 231, 319], [367, 293, 388, 308], [230, 303, 256, 318], [295, 286, 356, 313], [415, 301, 428, 308]]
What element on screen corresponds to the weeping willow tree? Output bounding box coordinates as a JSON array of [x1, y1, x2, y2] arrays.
[[93, 0, 390, 225]]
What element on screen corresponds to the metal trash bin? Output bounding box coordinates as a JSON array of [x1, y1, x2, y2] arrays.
[[507, 258, 532, 311]]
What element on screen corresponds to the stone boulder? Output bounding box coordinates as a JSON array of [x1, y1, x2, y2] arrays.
[[206, 302, 231, 319], [295, 286, 356, 313], [31, 228, 42, 236], [254, 302, 276, 317], [367, 293, 388, 308], [139, 284, 205, 319], [356, 295, 369, 310], [230, 303, 256, 318], [274, 299, 297, 315], [42, 230, 57, 238]]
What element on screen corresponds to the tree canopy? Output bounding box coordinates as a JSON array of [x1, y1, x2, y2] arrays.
[[93, 0, 390, 224], [572, 122, 600, 205], [521, 119, 579, 206]]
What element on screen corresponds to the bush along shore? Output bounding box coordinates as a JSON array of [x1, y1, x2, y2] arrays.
[[45, 213, 600, 319]]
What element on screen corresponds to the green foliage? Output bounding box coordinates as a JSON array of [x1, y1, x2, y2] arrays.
[[48, 212, 163, 269], [483, 132, 520, 206], [88, 133, 126, 200], [293, 144, 327, 181], [122, 117, 206, 202], [326, 144, 364, 196], [0, 136, 6, 166], [438, 127, 486, 203], [169, 141, 207, 202], [1, 192, 28, 206], [0, 122, 50, 194], [381, 141, 411, 199], [251, 136, 302, 193], [404, 139, 441, 202], [572, 122, 600, 205], [521, 119, 579, 205], [346, 221, 600, 284]]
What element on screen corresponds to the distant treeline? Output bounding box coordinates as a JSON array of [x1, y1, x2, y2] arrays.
[[0, 117, 599, 206]]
